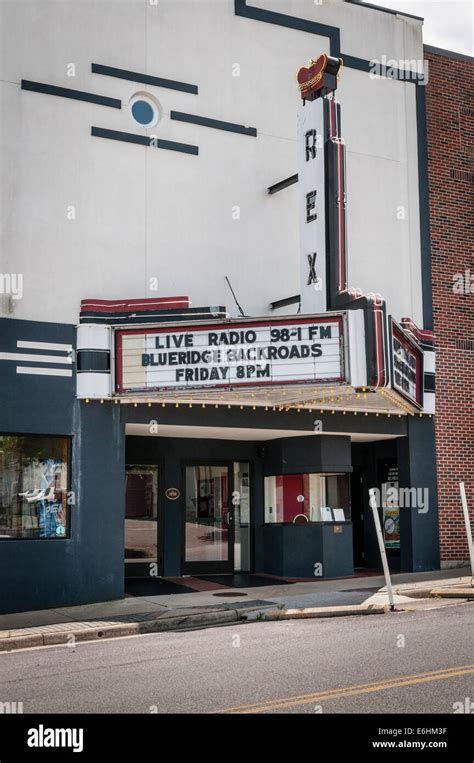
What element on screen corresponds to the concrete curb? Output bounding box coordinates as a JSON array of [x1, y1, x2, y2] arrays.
[[243, 604, 387, 621], [430, 587, 474, 599], [0, 609, 239, 652]]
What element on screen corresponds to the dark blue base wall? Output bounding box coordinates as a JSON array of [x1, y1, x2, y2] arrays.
[[398, 416, 440, 572], [351, 418, 440, 573], [0, 400, 125, 615], [0, 319, 125, 614]]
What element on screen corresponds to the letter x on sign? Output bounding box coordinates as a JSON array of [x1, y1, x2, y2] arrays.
[[307, 253, 318, 285]]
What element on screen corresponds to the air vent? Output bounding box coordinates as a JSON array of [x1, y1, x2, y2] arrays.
[[460, 105, 474, 116], [455, 339, 474, 351], [450, 168, 474, 183]]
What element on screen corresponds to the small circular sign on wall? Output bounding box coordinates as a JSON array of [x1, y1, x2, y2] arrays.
[[297, 494, 305, 503], [165, 487, 180, 500]]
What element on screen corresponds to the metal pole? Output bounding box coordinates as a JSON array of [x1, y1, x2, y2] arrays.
[[459, 482, 474, 587], [369, 488, 395, 611]]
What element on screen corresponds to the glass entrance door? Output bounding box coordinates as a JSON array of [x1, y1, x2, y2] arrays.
[[183, 464, 233, 574]]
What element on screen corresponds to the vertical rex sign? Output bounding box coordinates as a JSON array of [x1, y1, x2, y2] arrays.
[[298, 96, 327, 314], [296, 55, 344, 315]]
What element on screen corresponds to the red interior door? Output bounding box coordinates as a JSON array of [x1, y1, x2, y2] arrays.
[[278, 475, 305, 523]]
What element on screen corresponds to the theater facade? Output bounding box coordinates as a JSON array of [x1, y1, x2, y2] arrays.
[[0, 0, 440, 613]]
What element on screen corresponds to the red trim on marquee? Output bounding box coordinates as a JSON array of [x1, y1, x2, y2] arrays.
[[81, 297, 190, 314]]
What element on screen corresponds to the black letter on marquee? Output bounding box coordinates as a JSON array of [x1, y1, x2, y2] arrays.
[[306, 190, 317, 223], [307, 253, 317, 285], [305, 129, 317, 161]]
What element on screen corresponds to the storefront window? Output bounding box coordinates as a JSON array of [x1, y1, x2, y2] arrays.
[[0, 435, 70, 539], [264, 473, 350, 524]]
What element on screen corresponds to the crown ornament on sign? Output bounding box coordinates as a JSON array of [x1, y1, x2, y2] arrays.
[[296, 54, 343, 100]]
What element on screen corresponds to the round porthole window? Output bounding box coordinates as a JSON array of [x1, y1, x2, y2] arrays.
[[129, 93, 160, 128]]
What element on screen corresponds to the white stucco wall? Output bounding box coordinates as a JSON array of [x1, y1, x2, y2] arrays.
[[0, 0, 425, 326]]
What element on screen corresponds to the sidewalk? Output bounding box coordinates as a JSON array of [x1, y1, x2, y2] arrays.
[[0, 567, 471, 651]]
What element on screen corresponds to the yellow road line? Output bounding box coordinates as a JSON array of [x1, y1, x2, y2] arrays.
[[217, 664, 474, 714]]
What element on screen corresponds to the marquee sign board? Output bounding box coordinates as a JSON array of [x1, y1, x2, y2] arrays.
[[390, 321, 422, 407], [115, 316, 345, 394]]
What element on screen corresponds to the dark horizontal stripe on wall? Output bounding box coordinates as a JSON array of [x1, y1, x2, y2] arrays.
[[424, 373, 435, 393], [92, 63, 198, 95], [80, 306, 227, 325], [91, 127, 198, 155], [270, 294, 300, 310], [235, 0, 340, 57], [170, 111, 257, 137], [21, 80, 121, 108], [268, 174, 298, 194], [340, 55, 420, 83], [81, 313, 227, 326], [77, 350, 110, 373]]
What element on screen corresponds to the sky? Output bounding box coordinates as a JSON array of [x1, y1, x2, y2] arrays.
[[364, 0, 474, 55]]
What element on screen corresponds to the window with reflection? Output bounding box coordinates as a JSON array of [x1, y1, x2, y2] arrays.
[[264, 473, 350, 524], [0, 435, 70, 539]]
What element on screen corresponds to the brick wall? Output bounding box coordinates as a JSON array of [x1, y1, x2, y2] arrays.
[[424, 48, 474, 563]]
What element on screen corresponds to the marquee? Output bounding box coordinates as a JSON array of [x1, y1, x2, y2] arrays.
[[115, 316, 345, 394]]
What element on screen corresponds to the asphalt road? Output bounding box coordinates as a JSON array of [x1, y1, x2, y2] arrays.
[[0, 602, 472, 714]]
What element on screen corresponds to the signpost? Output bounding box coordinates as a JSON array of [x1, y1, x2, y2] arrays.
[[369, 487, 395, 611]]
